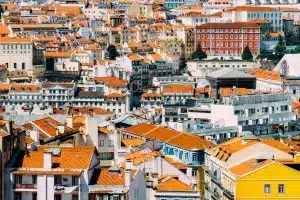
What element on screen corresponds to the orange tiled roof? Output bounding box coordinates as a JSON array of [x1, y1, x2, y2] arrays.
[[164, 156, 187, 170], [12, 170, 81, 175], [73, 116, 85, 129], [212, 137, 293, 162], [128, 55, 142, 62], [31, 117, 74, 137], [126, 149, 161, 166], [26, 135, 35, 144], [0, 83, 9, 92], [124, 123, 213, 151], [229, 158, 274, 177], [141, 92, 161, 98], [163, 84, 194, 94], [10, 84, 41, 93], [69, 107, 110, 115], [154, 177, 193, 192], [121, 138, 146, 147], [44, 51, 73, 58], [10, 24, 64, 29], [17, 146, 95, 169], [98, 127, 112, 134], [94, 76, 128, 87], [249, 68, 280, 81], [0, 37, 32, 43], [0, 24, 9, 35], [105, 93, 126, 99], [94, 167, 125, 186]]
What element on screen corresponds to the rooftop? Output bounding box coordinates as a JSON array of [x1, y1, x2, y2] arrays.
[[124, 123, 213, 151]]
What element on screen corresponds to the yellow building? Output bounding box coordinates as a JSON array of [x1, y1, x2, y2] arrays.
[[227, 159, 300, 200]]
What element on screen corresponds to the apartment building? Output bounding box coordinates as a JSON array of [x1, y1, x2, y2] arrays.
[[226, 158, 300, 199], [211, 93, 296, 135], [249, 68, 282, 92], [232, 0, 299, 6], [122, 123, 213, 166], [187, 59, 257, 79], [195, 22, 260, 58], [204, 136, 298, 200], [7, 146, 98, 200], [0, 119, 26, 200], [164, 0, 197, 9], [0, 37, 33, 71], [222, 6, 283, 32]]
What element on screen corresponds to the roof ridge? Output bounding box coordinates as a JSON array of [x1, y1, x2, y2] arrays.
[[141, 124, 160, 136]]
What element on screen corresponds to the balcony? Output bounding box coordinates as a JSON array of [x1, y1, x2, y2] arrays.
[[205, 170, 234, 199], [54, 185, 78, 193], [14, 184, 37, 189]]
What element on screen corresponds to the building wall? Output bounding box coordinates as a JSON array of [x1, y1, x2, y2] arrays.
[[195, 25, 260, 58], [236, 163, 300, 199], [0, 43, 33, 71]]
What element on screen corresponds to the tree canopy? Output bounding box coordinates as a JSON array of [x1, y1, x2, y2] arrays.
[[106, 44, 119, 60], [189, 44, 207, 60], [275, 35, 286, 57], [242, 45, 253, 61]]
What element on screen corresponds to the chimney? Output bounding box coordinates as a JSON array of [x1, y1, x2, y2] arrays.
[[44, 151, 52, 169], [30, 128, 39, 142], [145, 175, 153, 200], [66, 116, 73, 128], [152, 172, 158, 186], [125, 159, 133, 187], [57, 125, 65, 134]]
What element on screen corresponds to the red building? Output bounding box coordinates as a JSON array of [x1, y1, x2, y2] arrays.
[[195, 22, 260, 58]]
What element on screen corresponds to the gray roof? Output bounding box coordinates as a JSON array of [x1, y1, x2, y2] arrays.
[[206, 68, 254, 79]]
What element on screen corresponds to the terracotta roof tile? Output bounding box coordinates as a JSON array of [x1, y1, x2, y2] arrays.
[[94, 76, 128, 87], [124, 123, 213, 151], [154, 177, 193, 192], [163, 84, 194, 95], [31, 117, 74, 137], [17, 146, 95, 169], [229, 158, 274, 177]]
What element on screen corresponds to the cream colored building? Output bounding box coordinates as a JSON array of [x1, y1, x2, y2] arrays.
[[0, 37, 33, 71]]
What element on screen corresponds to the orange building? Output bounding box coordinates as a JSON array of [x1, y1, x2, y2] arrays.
[[195, 22, 260, 58]]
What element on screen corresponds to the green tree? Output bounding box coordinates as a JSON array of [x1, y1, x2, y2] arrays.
[[290, 45, 300, 54], [242, 45, 253, 61], [275, 35, 286, 56], [189, 43, 207, 60], [0, 5, 4, 21], [179, 53, 186, 72], [106, 44, 119, 60]]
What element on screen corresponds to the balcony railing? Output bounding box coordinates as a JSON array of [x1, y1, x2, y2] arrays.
[[205, 170, 234, 199], [14, 184, 37, 189]]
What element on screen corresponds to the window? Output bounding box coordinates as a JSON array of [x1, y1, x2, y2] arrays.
[[72, 176, 78, 186], [32, 193, 37, 200], [264, 184, 271, 194], [192, 153, 198, 162], [14, 193, 22, 200], [54, 175, 62, 185], [192, 169, 197, 177], [112, 196, 120, 200], [99, 140, 105, 147], [15, 175, 22, 184], [278, 184, 284, 193], [14, 63, 17, 69], [54, 195, 62, 200], [108, 140, 114, 147], [32, 175, 37, 184], [72, 195, 78, 200], [99, 152, 114, 160]]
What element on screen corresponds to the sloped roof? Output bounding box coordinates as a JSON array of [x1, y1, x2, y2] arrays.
[[206, 68, 255, 79]]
